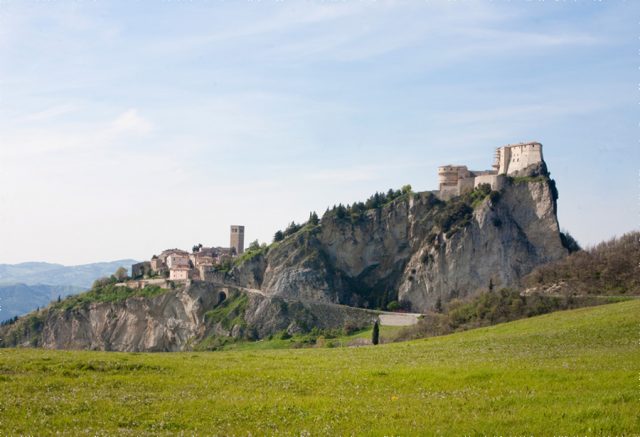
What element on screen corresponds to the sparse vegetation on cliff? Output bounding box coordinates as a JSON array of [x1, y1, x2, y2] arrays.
[[324, 185, 412, 224], [0, 312, 45, 347], [434, 183, 496, 237], [204, 292, 248, 331], [51, 283, 168, 312]]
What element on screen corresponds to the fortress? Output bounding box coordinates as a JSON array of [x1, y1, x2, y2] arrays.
[[437, 142, 544, 200]]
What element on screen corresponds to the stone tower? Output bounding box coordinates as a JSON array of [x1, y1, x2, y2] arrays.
[[230, 225, 245, 255]]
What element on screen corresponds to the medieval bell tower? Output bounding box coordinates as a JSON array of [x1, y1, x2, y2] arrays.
[[230, 225, 245, 255]]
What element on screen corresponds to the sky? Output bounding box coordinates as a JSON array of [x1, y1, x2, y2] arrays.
[[0, 0, 638, 265]]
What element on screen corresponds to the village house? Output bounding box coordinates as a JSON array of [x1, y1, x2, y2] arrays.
[[132, 225, 245, 282]]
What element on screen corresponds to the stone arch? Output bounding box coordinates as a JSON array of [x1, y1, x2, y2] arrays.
[[217, 290, 228, 305]]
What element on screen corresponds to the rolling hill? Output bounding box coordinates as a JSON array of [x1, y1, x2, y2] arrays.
[[0, 260, 137, 321]]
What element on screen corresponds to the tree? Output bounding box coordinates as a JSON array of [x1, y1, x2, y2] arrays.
[[434, 296, 443, 313], [372, 320, 380, 345], [386, 300, 400, 311], [273, 230, 284, 242], [192, 243, 203, 253], [57, 295, 61, 303], [248, 240, 260, 251], [309, 211, 319, 226], [114, 267, 128, 282], [335, 204, 347, 220], [284, 221, 301, 237], [560, 230, 581, 254], [401, 184, 412, 194]]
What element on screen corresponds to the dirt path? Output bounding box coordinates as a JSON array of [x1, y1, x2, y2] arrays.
[[212, 282, 423, 326], [378, 312, 421, 326]]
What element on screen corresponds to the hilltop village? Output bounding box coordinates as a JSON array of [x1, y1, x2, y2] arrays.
[[130, 225, 245, 283]]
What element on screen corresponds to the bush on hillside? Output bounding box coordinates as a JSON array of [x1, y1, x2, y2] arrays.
[[524, 231, 639, 295], [395, 288, 627, 342]]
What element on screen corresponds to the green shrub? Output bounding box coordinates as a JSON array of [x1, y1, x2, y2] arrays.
[[279, 331, 292, 340], [386, 301, 400, 311]]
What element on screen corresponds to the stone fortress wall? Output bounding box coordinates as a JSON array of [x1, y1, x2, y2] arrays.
[[437, 142, 544, 200]]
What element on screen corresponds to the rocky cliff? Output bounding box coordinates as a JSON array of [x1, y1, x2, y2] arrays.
[[0, 282, 377, 351], [1, 164, 569, 351], [229, 169, 567, 312]]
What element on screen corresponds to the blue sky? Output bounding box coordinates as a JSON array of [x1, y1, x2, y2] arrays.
[[0, 0, 638, 265]]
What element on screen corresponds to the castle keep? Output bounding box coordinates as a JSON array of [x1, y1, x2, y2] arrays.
[[437, 142, 544, 200]]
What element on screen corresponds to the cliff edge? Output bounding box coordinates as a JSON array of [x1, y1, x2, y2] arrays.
[[230, 170, 567, 312]]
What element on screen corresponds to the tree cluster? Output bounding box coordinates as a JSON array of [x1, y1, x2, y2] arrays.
[[326, 185, 412, 223], [91, 267, 129, 289], [0, 315, 19, 326], [524, 231, 639, 295], [273, 212, 320, 243]]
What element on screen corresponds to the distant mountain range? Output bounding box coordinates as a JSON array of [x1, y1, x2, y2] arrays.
[[0, 260, 137, 322]]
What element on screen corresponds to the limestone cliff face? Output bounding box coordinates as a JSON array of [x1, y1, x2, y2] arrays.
[[37, 282, 223, 351], [0, 282, 376, 351], [397, 179, 566, 310], [232, 175, 567, 313]]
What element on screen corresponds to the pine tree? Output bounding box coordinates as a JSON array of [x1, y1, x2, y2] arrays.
[[309, 211, 319, 226], [372, 320, 380, 345], [273, 230, 284, 242]]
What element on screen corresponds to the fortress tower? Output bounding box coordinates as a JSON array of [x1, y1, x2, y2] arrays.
[[230, 225, 245, 255], [495, 142, 543, 175], [435, 142, 544, 201]]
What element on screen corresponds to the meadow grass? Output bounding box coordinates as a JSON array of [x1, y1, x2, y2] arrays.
[[0, 300, 638, 435]]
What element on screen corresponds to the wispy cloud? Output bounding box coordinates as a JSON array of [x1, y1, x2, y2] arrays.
[[111, 108, 153, 135], [1, 107, 154, 158], [18, 103, 81, 122]]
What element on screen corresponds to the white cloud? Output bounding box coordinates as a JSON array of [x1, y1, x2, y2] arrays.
[[110, 109, 153, 135]]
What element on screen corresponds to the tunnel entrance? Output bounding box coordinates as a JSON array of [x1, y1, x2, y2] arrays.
[[218, 291, 227, 304]]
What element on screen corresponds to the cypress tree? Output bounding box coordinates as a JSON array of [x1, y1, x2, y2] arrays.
[[372, 320, 380, 345]]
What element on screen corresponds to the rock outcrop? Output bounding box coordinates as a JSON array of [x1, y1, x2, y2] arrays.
[[0, 282, 377, 351], [230, 172, 567, 312]]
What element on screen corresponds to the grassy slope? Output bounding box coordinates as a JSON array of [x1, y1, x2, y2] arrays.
[[0, 301, 638, 435]]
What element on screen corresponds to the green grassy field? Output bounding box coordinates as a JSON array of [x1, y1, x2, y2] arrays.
[[1, 301, 638, 435]]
